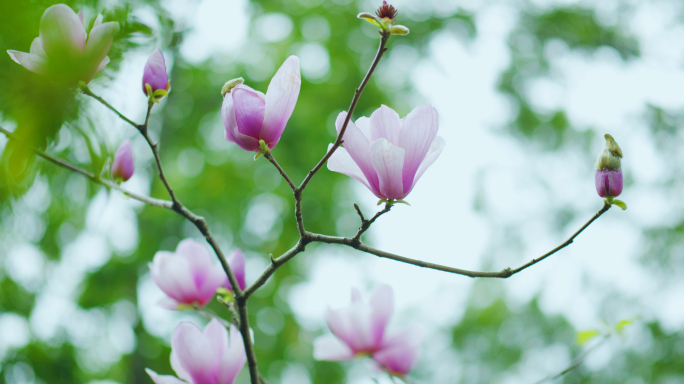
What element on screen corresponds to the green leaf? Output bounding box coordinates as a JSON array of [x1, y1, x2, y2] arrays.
[[616, 319, 633, 333], [576, 329, 601, 346], [612, 199, 627, 210]]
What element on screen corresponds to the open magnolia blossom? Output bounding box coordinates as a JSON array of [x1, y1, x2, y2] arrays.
[[328, 104, 445, 201], [146, 319, 247, 384], [313, 284, 423, 376], [221, 56, 301, 152], [7, 4, 119, 85], [150, 240, 246, 309]]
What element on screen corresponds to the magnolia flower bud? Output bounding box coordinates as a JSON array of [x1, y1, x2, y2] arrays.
[[142, 49, 169, 96], [595, 134, 623, 198], [111, 140, 134, 182], [222, 56, 301, 152]]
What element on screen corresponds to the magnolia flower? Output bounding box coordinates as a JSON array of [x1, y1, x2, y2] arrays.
[[313, 284, 423, 376], [328, 104, 445, 201], [111, 139, 134, 182], [221, 56, 301, 152], [145, 319, 247, 384], [595, 134, 623, 198], [150, 240, 246, 309], [7, 4, 120, 85], [143, 49, 169, 98]]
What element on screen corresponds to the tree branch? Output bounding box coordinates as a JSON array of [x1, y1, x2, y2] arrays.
[[0, 126, 171, 209], [297, 30, 390, 194], [534, 335, 610, 384], [263, 151, 296, 192]]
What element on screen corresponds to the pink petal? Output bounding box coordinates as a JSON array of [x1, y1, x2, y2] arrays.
[[370, 105, 401, 146], [233, 85, 266, 140], [325, 307, 356, 350], [157, 297, 181, 310], [336, 112, 380, 194], [373, 325, 424, 375], [7, 51, 48, 75], [327, 145, 374, 193], [96, 56, 110, 74], [92, 14, 103, 29], [354, 117, 372, 141], [145, 368, 188, 384], [77, 11, 84, 26], [261, 55, 301, 148], [369, 284, 393, 346], [39, 4, 86, 59], [312, 334, 355, 361], [171, 351, 193, 383], [408, 135, 445, 193], [222, 89, 261, 151], [172, 322, 220, 383], [398, 104, 439, 194], [150, 252, 198, 305], [30, 37, 47, 57], [217, 324, 247, 384], [370, 139, 406, 200], [111, 139, 135, 182], [227, 249, 246, 291], [203, 319, 229, 358], [83, 20, 120, 82]]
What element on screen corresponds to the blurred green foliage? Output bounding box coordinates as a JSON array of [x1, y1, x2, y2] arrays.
[[0, 1, 683, 384]]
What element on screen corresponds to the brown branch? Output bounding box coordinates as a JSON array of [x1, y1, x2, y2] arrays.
[[297, 30, 390, 194], [263, 151, 296, 192]]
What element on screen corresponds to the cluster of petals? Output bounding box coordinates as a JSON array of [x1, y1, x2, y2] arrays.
[[146, 319, 246, 384], [328, 104, 445, 200], [150, 239, 246, 309], [313, 284, 423, 376], [222, 56, 301, 152], [595, 169, 623, 198], [7, 4, 119, 85], [111, 139, 134, 182], [143, 49, 170, 95]]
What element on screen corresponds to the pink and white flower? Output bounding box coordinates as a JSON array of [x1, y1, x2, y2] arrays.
[[145, 319, 247, 384], [143, 49, 170, 95], [7, 4, 119, 85], [221, 56, 301, 152], [327, 104, 445, 201], [313, 284, 423, 376], [150, 240, 246, 309]]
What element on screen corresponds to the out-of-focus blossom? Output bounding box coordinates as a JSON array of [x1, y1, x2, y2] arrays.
[[313, 284, 423, 376], [145, 319, 246, 384], [595, 134, 623, 198], [7, 4, 119, 85], [221, 56, 301, 152], [327, 104, 445, 201], [111, 139, 134, 182], [143, 49, 170, 101], [150, 240, 246, 309]]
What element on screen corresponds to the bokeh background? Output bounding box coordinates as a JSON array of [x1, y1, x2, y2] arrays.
[[1, 0, 684, 383]]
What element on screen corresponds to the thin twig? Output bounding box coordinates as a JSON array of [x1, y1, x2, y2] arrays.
[[263, 151, 296, 192], [297, 30, 390, 193], [80, 84, 140, 129], [534, 335, 610, 384], [0, 126, 171, 209]]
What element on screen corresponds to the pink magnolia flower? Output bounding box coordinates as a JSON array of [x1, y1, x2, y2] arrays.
[[145, 319, 247, 384], [313, 284, 423, 376], [327, 104, 445, 201], [221, 56, 301, 152], [150, 240, 246, 309], [111, 139, 134, 182], [143, 49, 169, 95], [7, 4, 120, 85]]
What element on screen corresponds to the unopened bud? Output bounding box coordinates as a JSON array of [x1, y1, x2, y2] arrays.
[[111, 140, 134, 182], [142, 49, 169, 96], [221, 78, 244, 97], [595, 134, 623, 198]]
